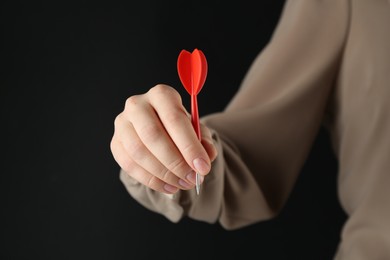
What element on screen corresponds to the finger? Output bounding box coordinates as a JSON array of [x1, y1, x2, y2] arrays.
[[110, 137, 179, 194], [147, 85, 211, 176], [115, 115, 194, 190], [124, 94, 197, 183]]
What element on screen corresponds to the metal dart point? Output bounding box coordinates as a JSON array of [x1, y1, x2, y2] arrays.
[[196, 172, 200, 195]]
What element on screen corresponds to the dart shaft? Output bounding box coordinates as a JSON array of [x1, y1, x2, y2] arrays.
[[191, 94, 201, 195]]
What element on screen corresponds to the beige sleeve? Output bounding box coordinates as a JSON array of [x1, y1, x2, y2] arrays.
[[119, 0, 349, 230]]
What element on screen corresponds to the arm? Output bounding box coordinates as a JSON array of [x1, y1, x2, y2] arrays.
[[118, 0, 349, 230]]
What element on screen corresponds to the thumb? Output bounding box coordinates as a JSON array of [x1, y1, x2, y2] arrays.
[[200, 124, 218, 162]]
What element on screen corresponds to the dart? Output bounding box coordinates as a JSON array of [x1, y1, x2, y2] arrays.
[[177, 48, 208, 195]]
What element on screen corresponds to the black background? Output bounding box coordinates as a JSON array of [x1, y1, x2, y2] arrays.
[[1, 1, 347, 259]]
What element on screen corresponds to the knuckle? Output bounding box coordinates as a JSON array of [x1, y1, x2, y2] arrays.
[[139, 123, 161, 143], [146, 176, 160, 189], [121, 158, 135, 174], [124, 95, 140, 111], [149, 84, 170, 95], [149, 84, 181, 101], [159, 167, 171, 181], [166, 157, 187, 176], [109, 138, 116, 153], [182, 142, 201, 158], [113, 113, 123, 128]]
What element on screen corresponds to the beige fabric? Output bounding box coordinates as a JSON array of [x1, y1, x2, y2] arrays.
[[119, 0, 390, 258]]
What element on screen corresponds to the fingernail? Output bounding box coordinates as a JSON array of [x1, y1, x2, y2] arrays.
[[186, 171, 196, 184], [163, 184, 178, 193], [193, 158, 210, 174], [178, 179, 192, 189]]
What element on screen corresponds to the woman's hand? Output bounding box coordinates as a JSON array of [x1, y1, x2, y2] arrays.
[[110, 84, 218, 194]]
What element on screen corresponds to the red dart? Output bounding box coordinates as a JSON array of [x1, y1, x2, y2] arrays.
[[177, 48, 208, 195]]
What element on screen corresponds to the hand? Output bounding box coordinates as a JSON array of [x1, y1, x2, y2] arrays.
[[110, 84, 218, 194]]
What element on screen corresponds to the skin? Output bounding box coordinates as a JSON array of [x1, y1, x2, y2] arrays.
[[110, 84, 218, 194]]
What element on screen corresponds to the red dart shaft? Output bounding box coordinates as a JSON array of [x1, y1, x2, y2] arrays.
[[191, 94, 201, 140], [191, 93, 201, 195]]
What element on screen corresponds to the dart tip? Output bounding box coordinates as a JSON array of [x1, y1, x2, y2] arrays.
[[195, 173, 201, 195]]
